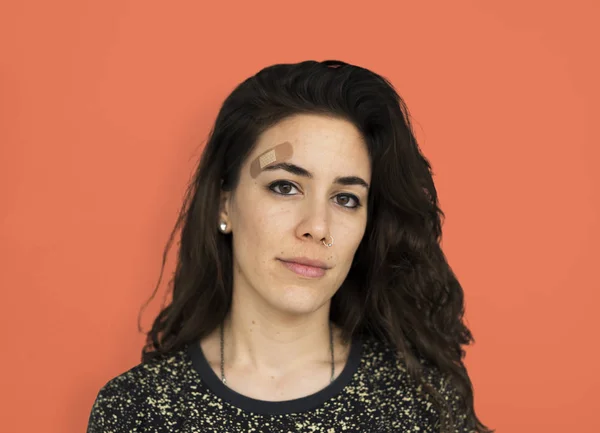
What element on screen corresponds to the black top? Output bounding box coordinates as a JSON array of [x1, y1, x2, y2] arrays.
[[86, 333, 475, 432]]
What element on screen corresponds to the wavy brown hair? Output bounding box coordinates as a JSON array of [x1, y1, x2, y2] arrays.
[[138, 59, 493, 432]]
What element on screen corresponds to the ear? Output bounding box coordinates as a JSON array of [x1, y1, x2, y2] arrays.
[[219, 188, 232, 231]]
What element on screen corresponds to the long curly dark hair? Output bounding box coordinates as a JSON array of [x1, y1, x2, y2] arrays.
[[138, 59, 493, 432]]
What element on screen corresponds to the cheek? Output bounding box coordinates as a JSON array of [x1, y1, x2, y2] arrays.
[[339, 214, 366, 242], [234, 203, 289, 259], [235, 214, 263, 256]]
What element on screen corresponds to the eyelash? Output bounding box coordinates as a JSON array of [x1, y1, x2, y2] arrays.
[[267, 180, 362, 210]]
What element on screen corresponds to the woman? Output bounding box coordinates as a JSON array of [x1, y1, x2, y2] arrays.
[[87, 60, 493, 432]]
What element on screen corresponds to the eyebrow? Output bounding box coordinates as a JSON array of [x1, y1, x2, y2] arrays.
[[261, 162, 370, 190]]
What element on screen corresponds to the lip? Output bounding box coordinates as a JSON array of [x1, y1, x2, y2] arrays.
[[279, 257, 330, 269], [279, 259, 327, 278]]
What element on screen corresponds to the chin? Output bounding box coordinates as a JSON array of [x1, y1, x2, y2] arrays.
[[269, 285, 328, 314]]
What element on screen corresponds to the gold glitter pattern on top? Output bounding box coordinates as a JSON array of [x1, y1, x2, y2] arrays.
[[86, 334, 476, 432]]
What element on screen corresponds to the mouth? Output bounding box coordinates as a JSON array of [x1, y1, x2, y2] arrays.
[[278, 257, 330, 269], [277, 259, 328, 278]]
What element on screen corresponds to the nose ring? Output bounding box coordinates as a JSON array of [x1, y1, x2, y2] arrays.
[[322, 235, 334, 248]]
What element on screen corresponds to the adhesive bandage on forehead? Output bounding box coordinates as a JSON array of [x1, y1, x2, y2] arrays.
[[249, 141, 294, 179]]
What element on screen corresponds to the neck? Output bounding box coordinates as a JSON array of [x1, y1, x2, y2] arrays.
[[221, 305, 336, 377]]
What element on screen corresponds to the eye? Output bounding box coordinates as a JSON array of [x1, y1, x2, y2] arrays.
[[268, 180, 300, 195], [335, 193, 361, 209]]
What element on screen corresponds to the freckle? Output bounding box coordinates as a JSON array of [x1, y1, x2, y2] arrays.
[[252, 320, 255, 324]]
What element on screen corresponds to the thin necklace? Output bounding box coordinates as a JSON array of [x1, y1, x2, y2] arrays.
[[220, 322, 335, 385]]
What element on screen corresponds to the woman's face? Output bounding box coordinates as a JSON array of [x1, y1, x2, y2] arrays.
[[220, 113, 371, 316]]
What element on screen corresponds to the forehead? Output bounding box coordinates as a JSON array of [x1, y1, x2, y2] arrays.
[[249, 114, 371, 179]]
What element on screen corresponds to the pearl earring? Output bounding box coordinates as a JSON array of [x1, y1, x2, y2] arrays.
[[219, 221, 227, 232]]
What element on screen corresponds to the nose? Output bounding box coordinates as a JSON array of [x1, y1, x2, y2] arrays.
[[295, 197, 331, 245]]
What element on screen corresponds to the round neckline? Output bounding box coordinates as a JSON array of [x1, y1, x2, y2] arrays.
[[187, 333, 363, 415]]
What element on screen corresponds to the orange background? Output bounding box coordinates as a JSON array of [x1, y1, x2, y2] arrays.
[[1, 1, 598, 431]]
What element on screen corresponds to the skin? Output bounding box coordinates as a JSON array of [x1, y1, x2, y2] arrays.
[[201, 113, 371, 401]]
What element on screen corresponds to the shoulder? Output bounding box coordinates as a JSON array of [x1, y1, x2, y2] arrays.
[[86, 346, 190, 432], [97, 346, 189, 397], [358, 333, 411, 379], [359, 336, 475, 431], [363, 336, 464, 403], [414, 357, 476, 432]]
